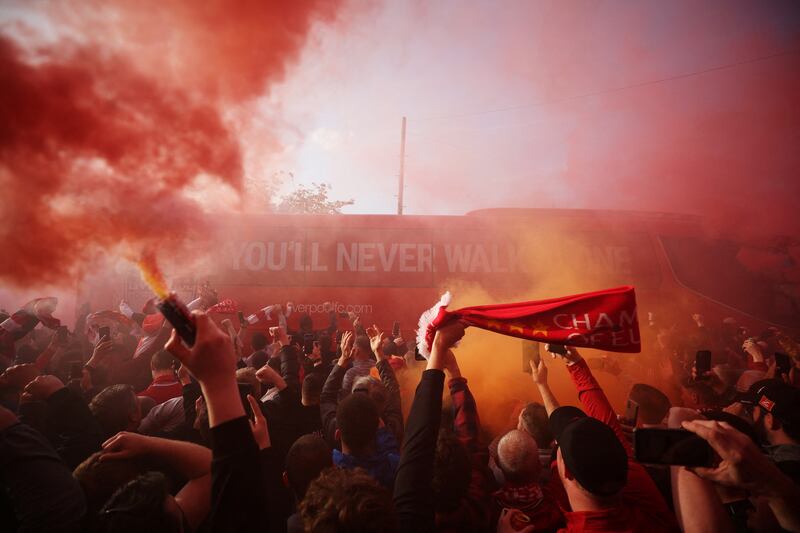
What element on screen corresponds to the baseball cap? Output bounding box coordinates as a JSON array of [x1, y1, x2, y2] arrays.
[[549, 406, 628, 497], [739, 379, 800, 426]]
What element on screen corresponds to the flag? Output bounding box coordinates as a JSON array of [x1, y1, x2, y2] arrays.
[[417, 286, 640, 358], [0, 297, 60, 359], [207, 299, 238, 314], [246, 304, 280, 325], [86, 310, 137, 343]]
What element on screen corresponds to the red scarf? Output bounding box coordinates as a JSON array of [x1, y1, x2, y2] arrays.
[[418, 286, 640, 357]]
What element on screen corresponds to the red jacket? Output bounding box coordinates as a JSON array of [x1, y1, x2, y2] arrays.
[[138, 374, 182, 405], [550, 359, 679, 533]]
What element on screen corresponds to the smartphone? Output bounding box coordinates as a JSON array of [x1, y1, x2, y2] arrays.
[[775, 352, 792, 375], [98, 326, 111, 341], [695, 350, 712, 378], [237, 311, 247, 328], [623, 399, 639, 426], [392, 321, 401, 338], [69, 361, 83, 380], [303, 333, 315, 355], [522, 341, 540, 374], [634, 428, 714, 467], [238, 383, 254, 419], [548, 344, 568, 356]]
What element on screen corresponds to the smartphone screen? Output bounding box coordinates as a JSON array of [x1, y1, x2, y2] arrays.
[[695, 350, 712, 377], [634, 428, 714, 467], [522, 341, 540, 373], [98, 326, 111, 341], [775, 352, 792, 375], [623, 399, 639, 426]]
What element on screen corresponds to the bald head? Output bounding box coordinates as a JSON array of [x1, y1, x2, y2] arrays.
[[497, 429, 540, 484]]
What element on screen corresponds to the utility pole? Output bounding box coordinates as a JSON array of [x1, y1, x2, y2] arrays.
[[397, 116, 406, 215]]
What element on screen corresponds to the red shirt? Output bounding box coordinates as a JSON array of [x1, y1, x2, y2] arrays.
[[549, 360, 679, 533], [139, 374, 183, 405]]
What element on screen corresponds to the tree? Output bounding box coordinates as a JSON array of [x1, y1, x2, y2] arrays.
[[276, 182, 354, 214]]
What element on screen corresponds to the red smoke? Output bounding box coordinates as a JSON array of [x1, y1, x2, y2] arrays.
[[0, 1, 341, 286]]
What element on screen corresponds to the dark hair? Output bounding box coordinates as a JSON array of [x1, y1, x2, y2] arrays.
[[299, 314, 313, 332], [520, 402, 554, 447], [89, 384, 138, 439], [251, 332, 268, 351], [300, 467, 397, 532], [150, 350, 175, 372], [302, 372, 324, 405], [285, 434, 333, 500], [432, 428, 471, 512], [354, 335, 371, 355], [681, 380, 719, 408], [629, 383, 672, 425], [336, 393, 379, 454], [99, 472, 181, 533]]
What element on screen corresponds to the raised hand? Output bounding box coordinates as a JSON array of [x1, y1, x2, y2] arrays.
[[529, 357, 548, 385], [366, 325, 386, 359], [432, 320, 466, 352], [166, 311, 243, 428], [89, 338, 115, 366], [545, 344, 582, 365], [339, 331, 354, 357], [682, 419, 773, 492], [100, 431, 152, 461], [247, 395, 270, 450], [166, 311, 236, 389]]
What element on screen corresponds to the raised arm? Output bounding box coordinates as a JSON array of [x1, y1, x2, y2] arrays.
[[100, 431, 212, 530], [667, 408, 734, 533], [319, 333, 353, 447], [529, 356, 560, 416], [393, 321, 465, 532], [445, 351, 493, 529], [683, 418, 800, 533], [549, 345, 632, 457], [369, 325, 404, 444], [166, 311, 265, 533]]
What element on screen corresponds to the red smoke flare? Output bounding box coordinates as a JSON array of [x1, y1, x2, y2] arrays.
[[0, 1, 342, 287]]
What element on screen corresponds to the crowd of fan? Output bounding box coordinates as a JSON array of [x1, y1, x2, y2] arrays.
[[0, 294, 799, 533]]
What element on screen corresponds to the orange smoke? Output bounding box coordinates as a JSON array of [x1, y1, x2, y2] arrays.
[[0, 1, 343, 287], [137, 250, 169, 300]]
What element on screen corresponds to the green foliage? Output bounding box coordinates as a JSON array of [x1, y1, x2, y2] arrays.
[[276, 182, 354, 214]]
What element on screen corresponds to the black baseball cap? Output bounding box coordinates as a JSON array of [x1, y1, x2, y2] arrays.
[[739, 379, 800, 426], [549, 406, 628, 497]]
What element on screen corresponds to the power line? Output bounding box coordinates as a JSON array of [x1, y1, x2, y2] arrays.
[[412, 47, 800, 124]]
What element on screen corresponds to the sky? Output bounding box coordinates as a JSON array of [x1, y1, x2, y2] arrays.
[[1, 0, 799, 290], [266, 0, 800, 226]]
